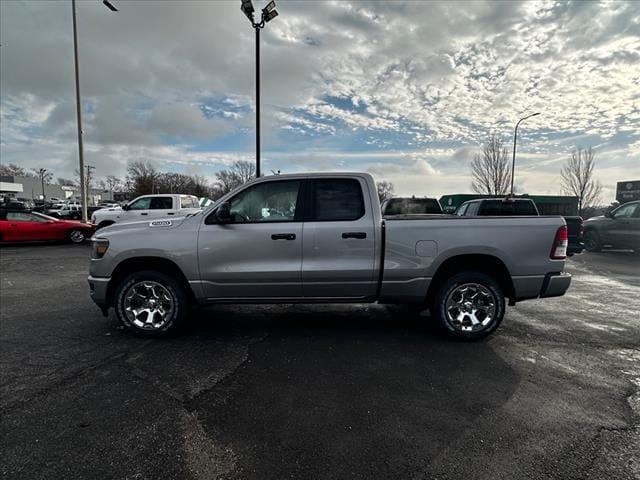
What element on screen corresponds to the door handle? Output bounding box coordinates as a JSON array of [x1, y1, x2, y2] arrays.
[[167, 212, 175, 215], [140, 212, 148, 216], [342, 232, 367, 239], [271, 233, 296, 240]]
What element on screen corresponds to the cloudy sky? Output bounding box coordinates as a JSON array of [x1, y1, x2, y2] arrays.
[[1, 0, 639, 200]]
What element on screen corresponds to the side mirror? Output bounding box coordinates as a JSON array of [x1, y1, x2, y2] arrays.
[[215, 202, 232, 223], [121, 203, 130, 211], [604, 211, 614, 218]]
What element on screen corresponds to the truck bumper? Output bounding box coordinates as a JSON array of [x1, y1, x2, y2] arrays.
[[539, 272, 572, 298], [88, 276, 111, 314]]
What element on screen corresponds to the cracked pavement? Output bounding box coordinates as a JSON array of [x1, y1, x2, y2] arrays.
[[1, 245, 638, 479]]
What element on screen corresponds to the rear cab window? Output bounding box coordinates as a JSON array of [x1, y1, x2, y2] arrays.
[[149, 197, 173, 210], [180, 196, 199, 209], [478, 200, 538, 216], [384, 198, 442, 215], [309, 178, 365, 221]]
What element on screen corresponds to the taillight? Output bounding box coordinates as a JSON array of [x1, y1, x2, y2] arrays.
[[550, 226, 568, 260], [579, 223, 584, 239]]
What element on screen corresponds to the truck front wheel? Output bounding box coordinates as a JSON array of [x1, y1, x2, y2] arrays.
[[584, 230, 601, 252], [432, 271, 505, 340], [114, 270, 189, 336]]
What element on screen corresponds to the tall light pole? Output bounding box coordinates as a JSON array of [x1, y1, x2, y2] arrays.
[[511, 112, 540, 196], [241, 0, 279, 178], [71, 0, 118, 222], [36, 168, 47, 201]]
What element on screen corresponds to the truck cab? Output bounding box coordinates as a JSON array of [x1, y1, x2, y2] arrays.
[[91, 194, 201, 229]]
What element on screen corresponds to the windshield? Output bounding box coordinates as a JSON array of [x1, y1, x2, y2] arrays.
[[384, 198, 442, 215], [32, 212, 59, 221]]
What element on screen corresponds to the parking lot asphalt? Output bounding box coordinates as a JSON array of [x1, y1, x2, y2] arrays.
[[1, 245, 639, 480]]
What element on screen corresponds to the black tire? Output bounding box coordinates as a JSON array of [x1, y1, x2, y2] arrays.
[[431, 271, 505, 340], [96, 221, 115, 230], [114, 270, 189, 337], [68, 229, 87, 244], [584, 230, 601, 252]]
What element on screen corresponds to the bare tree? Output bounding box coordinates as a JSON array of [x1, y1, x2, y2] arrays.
[[105, 175, 122, 196], [561, 147, 602, 216], [57, 177, 75, 186], [214, 161, 256, 195], [1, 163, 28, 176], [376, 181, 395, 204], [470, 134, 512, 195], [74, 165, 95, 202], [32, 168, 54, 200], [126, 161, 159, 196]]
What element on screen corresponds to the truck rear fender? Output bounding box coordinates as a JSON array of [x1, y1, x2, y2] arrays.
[[426, 254, 515, 305]]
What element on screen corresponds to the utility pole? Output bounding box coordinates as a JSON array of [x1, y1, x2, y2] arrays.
[[511, 112, 540, 196], [241, 0, 279, 178], [71, 0, 118, 221], [38, 168, 47, 200]]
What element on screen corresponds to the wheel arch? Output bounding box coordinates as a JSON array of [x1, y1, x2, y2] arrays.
[[107, 256, 194, 307], [96, 220, 115, 230], [426, 254, 515, 303]]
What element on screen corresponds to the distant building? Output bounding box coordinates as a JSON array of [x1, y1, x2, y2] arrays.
[[616, 180, 640, 204], [439, 194, 580, 216], [0, 175, 115, 205]]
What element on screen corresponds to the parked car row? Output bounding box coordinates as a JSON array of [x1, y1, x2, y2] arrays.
[[3, 188, 637, 254]]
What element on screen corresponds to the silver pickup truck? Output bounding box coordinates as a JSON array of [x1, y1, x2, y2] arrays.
[[88, 172, 571, 339]]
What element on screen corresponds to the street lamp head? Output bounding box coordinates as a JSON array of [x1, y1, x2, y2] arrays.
[[241, 0, 255, 21], [262, 0, 276, 14], [102, 0, 118, 12], [263, 9, 278, 22], [531, 112, 541, 117]]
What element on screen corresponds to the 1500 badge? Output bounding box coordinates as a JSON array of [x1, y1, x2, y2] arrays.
[[149, 220, 172, 227]]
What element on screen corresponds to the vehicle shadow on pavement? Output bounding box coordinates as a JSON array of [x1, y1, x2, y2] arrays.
[[163, 304, 522, 480]]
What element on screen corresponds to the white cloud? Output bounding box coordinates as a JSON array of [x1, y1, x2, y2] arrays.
[[0, 0, 638, 202]]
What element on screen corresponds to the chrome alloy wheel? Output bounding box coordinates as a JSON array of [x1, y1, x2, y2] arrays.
[[445, 283, 497, 333], [123, 281, 174, 330], [69, 230, 85, 243]]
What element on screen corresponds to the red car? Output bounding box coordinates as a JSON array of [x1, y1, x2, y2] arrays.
[[0, 210, 94, 244]]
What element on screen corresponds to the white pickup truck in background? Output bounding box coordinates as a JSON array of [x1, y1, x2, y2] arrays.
[[91, 194, 201, 229]]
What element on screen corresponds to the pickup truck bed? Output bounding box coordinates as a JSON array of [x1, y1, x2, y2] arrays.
[[88, 172, 571, 340]]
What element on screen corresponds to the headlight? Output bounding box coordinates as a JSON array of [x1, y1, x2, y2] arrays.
[[91, 238, 109, 259]]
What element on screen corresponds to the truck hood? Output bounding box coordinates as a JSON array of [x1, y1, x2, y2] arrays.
[[95, 206, 123, 213], [96, 216, 191, 237]]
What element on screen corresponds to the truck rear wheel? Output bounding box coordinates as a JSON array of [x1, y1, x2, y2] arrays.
[[114, 270, 189, 337], [432, 271, 505, 340], [584, 230, 601, 252]]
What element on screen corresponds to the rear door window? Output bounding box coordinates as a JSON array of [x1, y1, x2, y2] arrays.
[[310, 179, 365, 221], [150, 197, 173, 210], [513, 201, 538, 215]]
